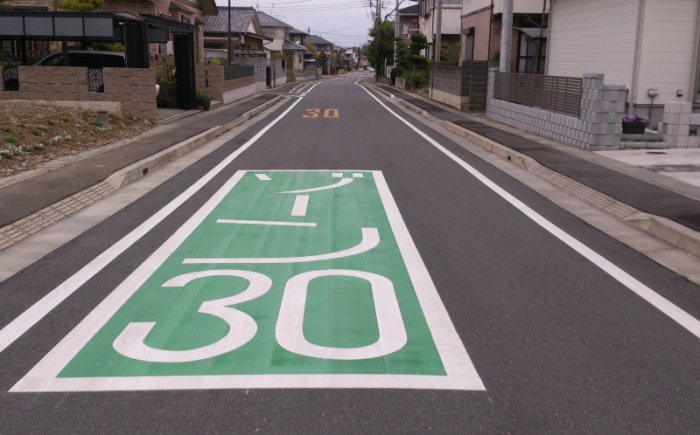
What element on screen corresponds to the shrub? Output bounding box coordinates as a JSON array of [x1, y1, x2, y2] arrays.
[[36, 126, 49, 132], [39, 140, 48, 146], [287, 74, 297, 83], [210, 56, 227, 66], [48, 119, 55, 126], [20, 145, 31, 152], [195, 93, 211, 111], [8, 146, 20, 156], [3, 136, 18, 144], [89, 120, 103, 128], [390, 66, 404, 85], [0, 150, 11, 159], [409, 70, 429, 90], [33, 143, 45, 150]]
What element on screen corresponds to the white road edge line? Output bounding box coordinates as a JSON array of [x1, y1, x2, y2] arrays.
[[291, 195, 310, 216], [0, 86, 317, 355], [216, 219, 316, 227], [358, 82, 700, 340], [255, 174, 271, 181]]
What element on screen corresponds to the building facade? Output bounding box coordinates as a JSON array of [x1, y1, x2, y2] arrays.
[[410, 0, 463, 60], [545, 0, 700, 125], [459, 0, 548, 71]]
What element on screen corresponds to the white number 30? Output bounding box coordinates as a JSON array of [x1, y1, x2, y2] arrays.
[[113, 269, 407, 363]]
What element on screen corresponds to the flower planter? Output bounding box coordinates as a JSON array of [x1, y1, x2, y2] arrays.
[[622, 123, 647, 134]]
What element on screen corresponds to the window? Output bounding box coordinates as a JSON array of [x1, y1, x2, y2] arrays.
[[516, 32, 546, 73], [463, 27, 474, 61]]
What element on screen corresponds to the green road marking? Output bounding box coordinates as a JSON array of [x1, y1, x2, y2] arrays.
[[60, 171, 444, 377], [13, 170, 484, 391]]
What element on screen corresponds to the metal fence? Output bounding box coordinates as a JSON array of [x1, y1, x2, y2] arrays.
[[88, 68, 104, 92], [3, 66, 18, 91], [224, 64, 255, 81], [430, 61, 490, 112], [493, 72, 583, 117]]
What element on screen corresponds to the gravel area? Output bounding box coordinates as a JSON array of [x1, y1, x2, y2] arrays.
[[0, 102, 153, 178]]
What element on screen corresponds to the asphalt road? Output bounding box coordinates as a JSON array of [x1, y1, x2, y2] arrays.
[[1, 74, 700, 434]]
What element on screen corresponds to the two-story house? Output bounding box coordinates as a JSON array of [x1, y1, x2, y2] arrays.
[[306, 34, 333, 58], [460, 0, 548, 72], [256, 10, 306, 69], [397, 4, 420, 46], [202, 7, 267, 63], [410, 0, 463, 60]]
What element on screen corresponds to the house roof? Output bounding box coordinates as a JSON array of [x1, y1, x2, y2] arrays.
[[256, 10, 293, 28], [169, 2, 192, 14], [398, 4, 419, 14], [306, 34, 332, 46], [204, 7, 259, 35], [282, 39, 306, 51], [289, 27, 308, 35]]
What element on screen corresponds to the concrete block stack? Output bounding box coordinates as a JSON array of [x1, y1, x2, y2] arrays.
[[659, 102, 700, 148], [486, 70, 626, 151]]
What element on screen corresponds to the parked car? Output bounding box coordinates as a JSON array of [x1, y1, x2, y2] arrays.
[[34, 51, 158, 95]]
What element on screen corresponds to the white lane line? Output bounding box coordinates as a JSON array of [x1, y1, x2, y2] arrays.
[[255, 174, 271, 181], [332, 173, 343, 178], [0, 94, 310, 355], [291, 195, 310, 216], [353, 173, 364, 178], [183, 227, 379, 264], [216, 219, 316, 227], [276, 178, 353, 194], [358, 82, 700, 341]]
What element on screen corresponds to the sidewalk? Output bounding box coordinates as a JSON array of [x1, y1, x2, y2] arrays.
[[0, 93, 280, 228], [373, 84, 700, 235]]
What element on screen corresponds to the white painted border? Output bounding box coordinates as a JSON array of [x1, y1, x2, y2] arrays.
[[359, 83, 700, 341], [11, 170, 485, 392]]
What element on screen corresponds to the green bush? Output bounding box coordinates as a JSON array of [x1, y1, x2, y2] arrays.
[[409, 70, 430, 90], [89, 120, 102, 128], [3, 136, 18, 144], [195, 93, 211, 111], [210, 56, 227, 66], [390, 66, 404, 85], [287, 74, 297, 83]]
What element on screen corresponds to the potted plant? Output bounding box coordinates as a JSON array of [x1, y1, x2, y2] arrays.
[[622, 114, 649, 134]]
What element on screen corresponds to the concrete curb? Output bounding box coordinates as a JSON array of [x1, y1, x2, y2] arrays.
[[105, 95, 283, 190], [365, 83, 700, 259]]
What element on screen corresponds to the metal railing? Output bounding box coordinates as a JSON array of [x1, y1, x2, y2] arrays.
[[493, 72, 583, 117], [88, 68, 104, 92], [224, 64, 255, 81], [3, 66, 18, 92]]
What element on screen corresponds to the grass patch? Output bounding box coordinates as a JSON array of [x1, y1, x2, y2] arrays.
[[89, 121, 103, 128], [3, 136, 18, 144], [48, 119, 55, 126], [36, 126, 49, 132]]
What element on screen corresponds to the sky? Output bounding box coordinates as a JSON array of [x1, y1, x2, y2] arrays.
[[214, 0, 406, 48]]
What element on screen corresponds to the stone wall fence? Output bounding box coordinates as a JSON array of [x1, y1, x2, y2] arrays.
[[195, 65, 256, 105], [430, 65, 469, 110], [486, 70, 626, 151], [0, 66, 157, 121], [658, 102, 700, 148]]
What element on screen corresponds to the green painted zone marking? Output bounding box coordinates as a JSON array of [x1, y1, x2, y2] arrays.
[[13, 171, 484, 391]]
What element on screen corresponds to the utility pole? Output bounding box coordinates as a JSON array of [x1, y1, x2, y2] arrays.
[[394, 0, 399, 63], [434, 0, 442, 62], [376, 0, 381, 25], [500, 0, 513, 72], [227, 0, 231, 65]]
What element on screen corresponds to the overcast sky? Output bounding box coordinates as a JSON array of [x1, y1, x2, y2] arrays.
[[214, 0, 405, 48]]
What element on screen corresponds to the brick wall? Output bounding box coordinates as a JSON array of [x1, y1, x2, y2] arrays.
[[431, 65, 468, 97], [195, 65, 255, 101], [0, 66, 157, 121], [659, 102, 700, 148], [486, 70, 626, 151]]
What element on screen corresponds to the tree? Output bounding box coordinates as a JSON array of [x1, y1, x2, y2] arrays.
[[316, 51, 327, 66], [0, 0, 12, 10], [57, 0, 104, 11], [304, 41, 318, 55], [366, 19, 395, 79]]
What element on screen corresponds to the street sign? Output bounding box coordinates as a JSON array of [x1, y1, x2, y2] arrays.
[[13, 171, 484, 392]]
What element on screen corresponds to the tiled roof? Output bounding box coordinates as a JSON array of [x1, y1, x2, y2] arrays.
[[289, 27, 307, 35], [306, 35, 332, 46], [203, 7, 255, 34], [282, 40, 306, 50], [256, 10, 293, 28], [399, 4, 419, 14]]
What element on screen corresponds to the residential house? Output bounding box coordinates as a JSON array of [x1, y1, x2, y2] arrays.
[[203, 7, 267, 63], [460, 0, 548, 71], [2, 0, 217, 63], [397, 4, 420, 46], [288, 28, 316, 68], [409, 0, 462, 60], [545, 0, 700, 125], [306, 34, 333, 58], [256, 10, 306, 69]]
